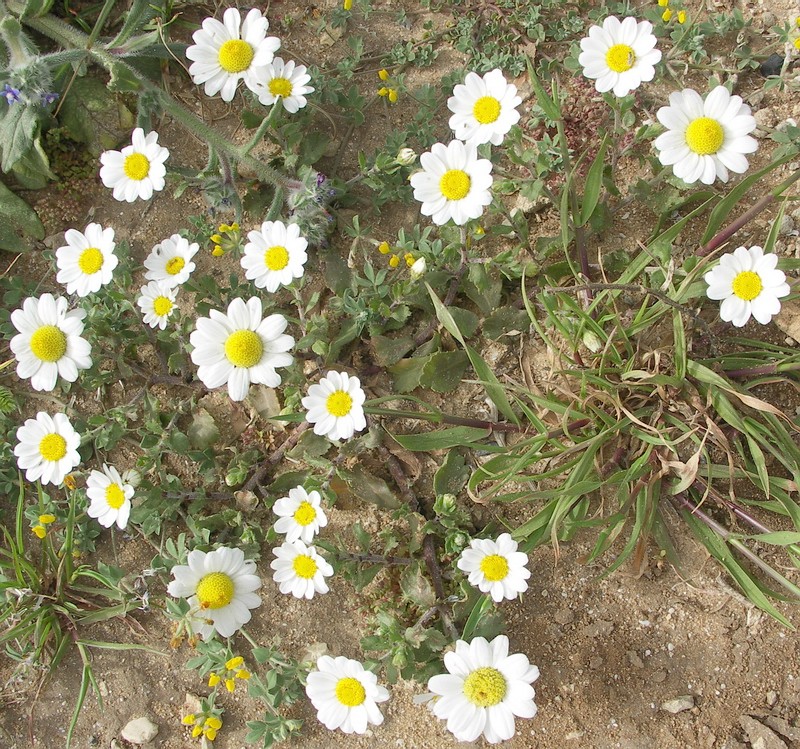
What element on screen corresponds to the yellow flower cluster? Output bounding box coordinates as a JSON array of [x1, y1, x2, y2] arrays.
[[182, 713, 223, 742], [208, 655, 251, 693], [377, 69, 398, 103], [210, 222, 241, 257], [658, 0, 686, 23], [32, 513, 56, 539]]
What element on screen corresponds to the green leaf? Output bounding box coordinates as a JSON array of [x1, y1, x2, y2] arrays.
[[433, 450, 470, 495], [400, 563, 436, 607], [57, 77, 134, 153], [372, 335, 414, 367], [337, 466, 400, 509], [0, 103, 37, 173], [187, 409, 220, 449], [390, 426, 490, 451], [107, 60, 142, 92], [747, 531, 800, 546], [578, 133, 609, 226], [388, 356, 427, 393], [526, 57, 560, 121], [0, 179, 44, 252], [463, 265, 501, 316], [420, 350, 469, 393]]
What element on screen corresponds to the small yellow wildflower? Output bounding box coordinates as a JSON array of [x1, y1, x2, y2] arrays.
[[39, 514, 56, 524], [208, 672, 221, 687], [796, 15, 800, 27], [225, 656, 244, 670], [658, 0, 668, 6], [182, 714, 196, 725], [388, 88, 398, 103], [343, 0, 352, 9], [236, 669, 251, 680], [795, 37, 800, 50], [211, 245, 224, 257], [677, 10, 686, 23], [191, 725, 203, 738], [662, 8, 672, 21], [388, 255, 400, 268], [404, 253, 415, 267], [378, 241, 391, 254], [210, 234, 223, 244], [378, 69, 389, 81], [32, 525, 46, 539], [205, 717, 223, 730], [225, 678, 236, 693], [474, 226, 485, 237], [377, 87, 389, 97]]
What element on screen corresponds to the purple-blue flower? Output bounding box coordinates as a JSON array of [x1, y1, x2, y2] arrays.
[[3, 84, 22, 104]]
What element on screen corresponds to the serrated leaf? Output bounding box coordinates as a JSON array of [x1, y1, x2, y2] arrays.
[[433, 450, 470, 495], [420, 350, 469, 393]]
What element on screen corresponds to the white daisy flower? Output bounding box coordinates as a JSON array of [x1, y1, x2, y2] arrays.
[[14, 412, 81, 486], [252, 57, 314, 113], [428, 634, 540, 744], [578, 16, 661, 98], [410, 140, 493, 226], [86, 464, 134, 530], [186, 7, 281, 102], [143, 234, 199, 288], [305, 655, 390, 734], [167, 546, 262, 639], [270, 539, 333, 599], [273, 485, 328, 544], [447, 69, 522, 147], [301, 370, 366, 441], [654, 86, 758, 185], [99, 128, 169, 202], [704, 245, 790, 327], [241, 220, 308, 292], [457, 533, 530, 603], [55, 223, 118, 297], [10, 293, 92, 392], [137, 281, 179, 330], [190, 297, 294, 402]]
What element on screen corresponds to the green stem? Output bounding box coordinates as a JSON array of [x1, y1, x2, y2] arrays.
[[243, 98, 283, 156]]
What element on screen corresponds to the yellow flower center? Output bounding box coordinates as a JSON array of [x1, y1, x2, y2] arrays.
[[218, 39, 255, 74], [153, 296, 173, 316], [605, 44, 635, 73], [268, 77, 293, 98], [123, 153, 150, 181], [224, 330, 263, 368], [105, 482, 126, 509], [731, 270, 763, 301], [473, 95, 501, 124], [39, 433, 67, 462], [685, 117, 724, 155], [335, 677, 366, 707], [78, 247, 104, 275], [165, 256, 185, 276], [326, 391, 353, 418], [292, 554, 318, 579], [439, 169, 471, 201], [264, 245, 290, 271], [196, 572, 235, 609], [30, 325, 67, 362], [463, 667, 507, 707], [293, 501, 317, 526], [479, 554, 509, 582]]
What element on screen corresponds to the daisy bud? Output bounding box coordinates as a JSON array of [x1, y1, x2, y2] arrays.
[[409, 257, 427, 280], [395, 147, 417, 165]]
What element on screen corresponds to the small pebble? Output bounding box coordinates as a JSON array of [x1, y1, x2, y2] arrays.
[[120, 717, 158, 745], [661, 695, 695, 714], [760, 54, 784, 77]]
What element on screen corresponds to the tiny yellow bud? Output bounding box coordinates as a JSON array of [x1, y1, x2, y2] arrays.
[[343, 0, 352, 9], [677, 10, 686, 23], [32, 525, 46, 539], [225, 656, 244, 670], [662, 8, 672, 20], [377, 87, 389, 97], [474, 226, 485, 236], [378, 69, 389, 81], [796, 15, 800, 27], [236, 669, 251, 680], [182, 714, 196, 725], [208, 672, 221, 687], [205, 716, 223, 730], [192, 725, 203, 738], [225, 678, 236, 693], [388, 255, 400, 268], [64, 474, 77, 490], [388, 88, 398, 103], [657, 0, 668, 6], [230, 222, 239, 231], [404, 253, 415, 267], [795, 37, 800, 50], [378, 241, 391, 254], [210, 234, 223, 244], [39, 514, 56, 524], [204, 728, 217, 741], [211, 245, 224, 257]]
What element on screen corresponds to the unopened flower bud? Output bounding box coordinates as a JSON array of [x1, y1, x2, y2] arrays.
[[409, 257, 426, 280]]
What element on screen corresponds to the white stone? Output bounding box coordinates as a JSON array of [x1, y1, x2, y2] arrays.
[[120, 717, 159, 745]]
